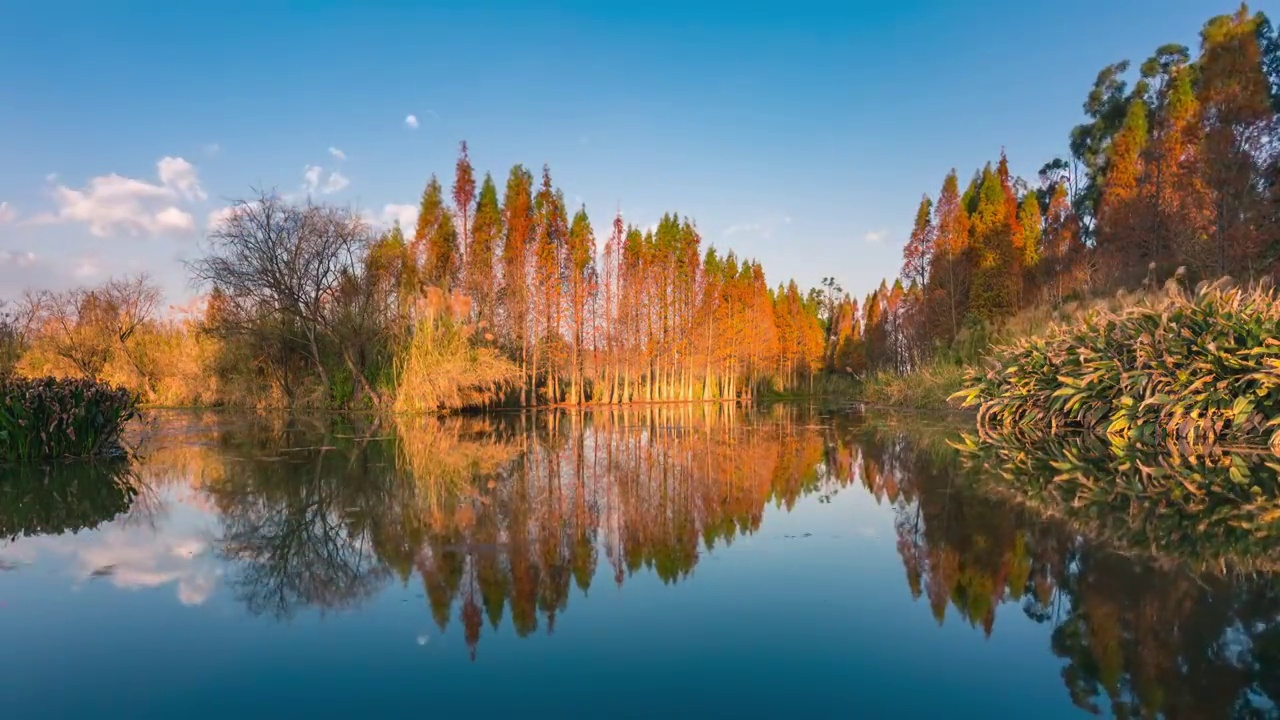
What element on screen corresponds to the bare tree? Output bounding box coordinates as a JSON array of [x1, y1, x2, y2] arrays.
[[190, 191, 381, 404]]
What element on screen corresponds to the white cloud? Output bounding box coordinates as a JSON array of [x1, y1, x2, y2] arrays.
[[328, 146, 346, 161], [0, 202, 15, 224], [158, 156, 206, 201], [380, 203, 418, 229], [206, 206, 237, 230], [863, 229, 888, 244], [725, 222, 762, 237], [0, 250, 37, 267], [154, 207, 195, 232], [405, 114, 420, 129], [33, 157, 203, 237], [44, 172, 58, 183], [303, 165, 324, 194], [203, 143, 221, 156], [322, 171, 349, 194], [0, 489, 223, 607]]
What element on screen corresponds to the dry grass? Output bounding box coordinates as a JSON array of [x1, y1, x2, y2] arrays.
[[392, 316, 521, 414], [860, 361, 969, 411]]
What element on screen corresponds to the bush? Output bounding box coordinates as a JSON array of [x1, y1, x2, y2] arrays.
[[0, 377, 140, 461], [952, 280, 1280, 450]]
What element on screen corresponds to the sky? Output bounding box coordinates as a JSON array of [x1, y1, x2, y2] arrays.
[[0, 0, 1226, 308]]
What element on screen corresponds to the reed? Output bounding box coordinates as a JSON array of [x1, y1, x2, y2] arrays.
[[0, 376, 140, 461], [952, 279, 1280, 451], [392, 310, 521, 414]]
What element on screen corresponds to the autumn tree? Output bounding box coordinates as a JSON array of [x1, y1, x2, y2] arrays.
[[929, 170, 970, 344], [469, 173, 502, 322], [414, 176, 459, 289], [1196, 6, 1276, 277], [453, 141, 477, 277], [565, 206, 596, 404], [499, 165, 535, 404], [901, 194, 934, 315]]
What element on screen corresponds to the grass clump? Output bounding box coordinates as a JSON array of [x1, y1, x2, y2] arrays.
[[392, 314, 521, 415], [0, 377, 140, 461], [952, 280, 1280, 450], [861, 360, 968, 411]]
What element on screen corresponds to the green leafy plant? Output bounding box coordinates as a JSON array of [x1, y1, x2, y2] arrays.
[[952, 280, 1280, 451], [0, 376, 140, 461]]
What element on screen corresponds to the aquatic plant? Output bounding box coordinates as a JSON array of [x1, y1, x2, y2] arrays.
[[0, 376, 140, 461], [952, 280, 1280, 451]]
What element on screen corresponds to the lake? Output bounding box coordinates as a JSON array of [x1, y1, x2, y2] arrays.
[[1, 404, 1277, 719]]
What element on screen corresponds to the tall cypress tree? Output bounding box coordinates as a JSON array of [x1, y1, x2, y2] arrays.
[[470, 173, 502, 322]]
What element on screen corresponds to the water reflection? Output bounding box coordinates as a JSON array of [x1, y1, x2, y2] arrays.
[[1, 406, 1279, 718]]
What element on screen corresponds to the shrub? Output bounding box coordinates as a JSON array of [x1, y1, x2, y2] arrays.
[[0, 377, 140, 461], [952, 280, 1280, 450]]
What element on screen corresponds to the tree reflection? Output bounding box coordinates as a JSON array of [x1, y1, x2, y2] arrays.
[[116, 405, 1280, 718], [863, 418, 1280, 720]]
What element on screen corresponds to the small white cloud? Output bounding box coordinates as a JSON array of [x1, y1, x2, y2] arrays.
[[203, 143, 221, 156], [322, 171, 349, 195], [157, 156, 206, 200], [381, 203, 418, 229], [863, 229, 888, 244], [328, 146, 346, 161], [405, 114, 420, 129], [0, 202, 15, 224], [303, 165, 324, 194]]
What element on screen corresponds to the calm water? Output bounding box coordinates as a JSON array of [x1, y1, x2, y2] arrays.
[[1, 405, 1278, 719]]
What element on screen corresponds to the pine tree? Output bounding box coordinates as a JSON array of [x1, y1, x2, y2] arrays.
[[453, 141, 477, 274], [565, 206, 596, 404], [1043, 182, 1083, 305], [929, 169, 970, 344], [500, 165, 535, 403], [1095, 97, 1149, 278], [413, 176, 459, 289], [901, 194, 934, 293], [470, 173, 502, 322], [1197, 5, 1275, 277], [968, 164, 1018, 321], [1017, 193, 1043, 305]]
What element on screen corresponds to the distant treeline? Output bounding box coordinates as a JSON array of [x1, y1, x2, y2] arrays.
[[0, 149, 835, 409]]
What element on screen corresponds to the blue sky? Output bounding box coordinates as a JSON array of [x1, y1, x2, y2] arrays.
[[0, 0, 1223, 306]]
